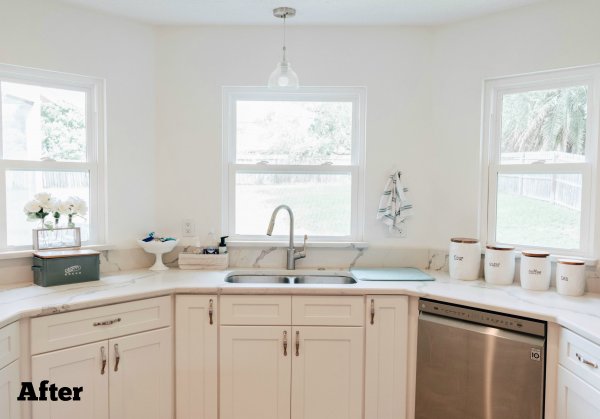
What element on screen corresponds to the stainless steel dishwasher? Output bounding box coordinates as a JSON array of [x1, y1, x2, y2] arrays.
[[415, 298, 546, 419]]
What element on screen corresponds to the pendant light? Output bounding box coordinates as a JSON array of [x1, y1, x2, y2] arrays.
[[268, 7, 299, 89]]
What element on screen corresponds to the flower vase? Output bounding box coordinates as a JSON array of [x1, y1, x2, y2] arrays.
[[67, 214, 75, 228]]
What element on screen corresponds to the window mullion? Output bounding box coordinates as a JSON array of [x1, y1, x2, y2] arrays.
[[0, 167, 7, 249]]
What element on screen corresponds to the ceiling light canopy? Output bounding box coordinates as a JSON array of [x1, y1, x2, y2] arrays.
[[268, 7, 299, 89]]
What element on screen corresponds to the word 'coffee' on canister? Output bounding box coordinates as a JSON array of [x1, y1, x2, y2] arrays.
[[484, 245, 515, 285], [520, 250, 551, 291], [556, 259, 586, 297], [449, 238, 481, 281]]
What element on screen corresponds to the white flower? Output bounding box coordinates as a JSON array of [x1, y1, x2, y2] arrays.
[[58, 200, 72, 214], [24, 199, 42, 214], [44, 197, 61, 213], [61, 197, 88, 216], [34, 192, 52, 205], [74, 198, 88, 216]]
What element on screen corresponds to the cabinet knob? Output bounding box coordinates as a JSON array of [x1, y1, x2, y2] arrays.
[[370, 299, 375, 325], [114, 344, 121, 372], [100, 346, 107, 375]]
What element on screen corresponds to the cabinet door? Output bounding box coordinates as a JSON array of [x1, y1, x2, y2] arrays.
[[365, 295, 409, 419], [109, 328, 173, 419], [175, 295, 217, 419], [220, 326, 291, 419], [557, 365, 600, 419], [0, 360, 21, 419], [32, 340, 109, 419], [291, 326, 363, 419]]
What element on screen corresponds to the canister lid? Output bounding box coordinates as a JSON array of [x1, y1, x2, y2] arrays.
[[557, 258, 585, 266], [450, 237, 479, 244], [521, 250, 550, 258], [33, 249, 100, 259], [486, 244, 515, 251]]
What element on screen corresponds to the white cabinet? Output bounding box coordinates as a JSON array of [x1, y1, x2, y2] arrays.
[[0, 360, 21, 419], [557, 366, 600, 419], [364, 295, 409, 419], [32, 340, 109, 419], [219, 295, 364, 419], [31, 297, 173, 419], [291, 326, 363, 419], [0, 321, 20, 419], [557, 328, 600, 419], [175, 295, 217, 419], [220, 326, 291, 419]]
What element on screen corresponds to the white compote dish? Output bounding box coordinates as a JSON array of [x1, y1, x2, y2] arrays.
[[137, 239, 179, 271]]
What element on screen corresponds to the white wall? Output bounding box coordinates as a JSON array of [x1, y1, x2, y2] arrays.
[[0, 0, 156, 248], [155, 25, 435, 247], [429, 0, 600, 255]]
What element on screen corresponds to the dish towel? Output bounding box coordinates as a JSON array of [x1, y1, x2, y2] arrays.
[[377, 171, 413, 233]]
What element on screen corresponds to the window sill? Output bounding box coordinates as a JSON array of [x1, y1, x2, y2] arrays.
[[0, 244, 114, 260], [227, 240, 369, 250]]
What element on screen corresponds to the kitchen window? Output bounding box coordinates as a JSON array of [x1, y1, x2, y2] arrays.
[[222, 87, 366, 242], [0, 64, 106, 251], [481, 65, 600, 258]]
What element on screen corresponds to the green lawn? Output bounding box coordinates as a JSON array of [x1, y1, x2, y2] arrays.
[[496, 193, 580, 249], [236, 183, 351, 236]]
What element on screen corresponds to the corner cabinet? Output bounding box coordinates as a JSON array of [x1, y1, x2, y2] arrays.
[[364, 295, 409, 419], [0, 321, 21, 419], [219, 295, 364, 419], [175, 295, 218, 419], [30, 296, 173, 419], [556, 328, 600, 419]]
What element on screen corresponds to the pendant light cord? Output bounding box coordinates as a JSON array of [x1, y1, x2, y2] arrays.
[[282, 14, 287, 63]]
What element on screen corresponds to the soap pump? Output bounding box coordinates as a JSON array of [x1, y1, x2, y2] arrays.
[[219, 236, 229, 254]]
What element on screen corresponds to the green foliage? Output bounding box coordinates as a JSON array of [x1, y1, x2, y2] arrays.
[[41, 100, 85, 161], [501, 86, 587, 155]]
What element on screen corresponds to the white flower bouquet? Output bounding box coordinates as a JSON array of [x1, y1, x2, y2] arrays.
[[24, 193, 88, 229]]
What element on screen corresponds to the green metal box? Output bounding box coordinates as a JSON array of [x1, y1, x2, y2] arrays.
[[32, 249, 100, 287]]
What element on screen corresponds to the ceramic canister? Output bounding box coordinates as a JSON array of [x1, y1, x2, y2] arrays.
[[484, 245, 516, 285], [520, 250, 551, 291], [556, 259, 586, 297], [449, 238, 481, 281]]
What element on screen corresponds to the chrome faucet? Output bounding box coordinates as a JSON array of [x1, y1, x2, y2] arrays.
[[266, 205, 307, 270]]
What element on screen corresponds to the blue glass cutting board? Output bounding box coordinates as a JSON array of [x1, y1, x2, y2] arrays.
[[350, 267, 434, 281]]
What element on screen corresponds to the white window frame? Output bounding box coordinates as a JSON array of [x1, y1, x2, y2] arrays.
[[222, 86, 366, 243], [0, 63, 106, 251], [480, 65, 600, 258]]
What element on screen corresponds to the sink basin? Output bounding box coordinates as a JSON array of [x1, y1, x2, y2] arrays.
[[293, 275, 356, 284], [225, 274, 356, 285], [225, 275, 291, 284]]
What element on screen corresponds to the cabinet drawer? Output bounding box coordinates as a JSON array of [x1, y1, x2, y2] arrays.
[[292, 296, 364, 326], [560, 328, 600, 390], [220, 295, 291, 325], [31, 296, 171, 354], [0, 321, 19, 369]]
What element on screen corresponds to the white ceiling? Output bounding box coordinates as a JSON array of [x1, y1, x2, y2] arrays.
[[58, 0, 548, 26]]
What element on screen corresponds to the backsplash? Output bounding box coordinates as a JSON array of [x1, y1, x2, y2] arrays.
[[1, 245, 598, 294]]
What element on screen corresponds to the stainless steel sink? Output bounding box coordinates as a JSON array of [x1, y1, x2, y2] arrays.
[[293, 275, 356, 284], [224, 274, 356, 284], [225, 275, 291, 284]]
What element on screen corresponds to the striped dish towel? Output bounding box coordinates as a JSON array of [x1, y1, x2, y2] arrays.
[[377, 171, 413, 233]]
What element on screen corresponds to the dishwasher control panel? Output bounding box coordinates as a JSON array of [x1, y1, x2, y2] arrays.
[[419, 298, 546, 337]]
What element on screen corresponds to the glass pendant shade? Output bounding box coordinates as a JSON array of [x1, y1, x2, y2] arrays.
[[268, 61, 299, 89]]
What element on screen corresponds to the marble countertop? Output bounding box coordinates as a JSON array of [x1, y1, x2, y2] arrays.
[[1, 267, 599, 345]]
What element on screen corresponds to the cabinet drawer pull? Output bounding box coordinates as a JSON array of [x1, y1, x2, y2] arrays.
[[576, 353, 599, 368], [370, 299, 375, 325], [114, 344, 121, 372], [283, 331, 288, 356], [100, 346, 107, 375], [209, 299, 214, 325], [295, 331, 300, 356], [93, 317, 121, 327]]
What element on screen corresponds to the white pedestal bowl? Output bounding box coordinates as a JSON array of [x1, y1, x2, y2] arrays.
[[137, 239, 179, 271]]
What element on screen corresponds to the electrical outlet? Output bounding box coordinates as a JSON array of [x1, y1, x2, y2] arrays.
[[182, 219, 195, 237]]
